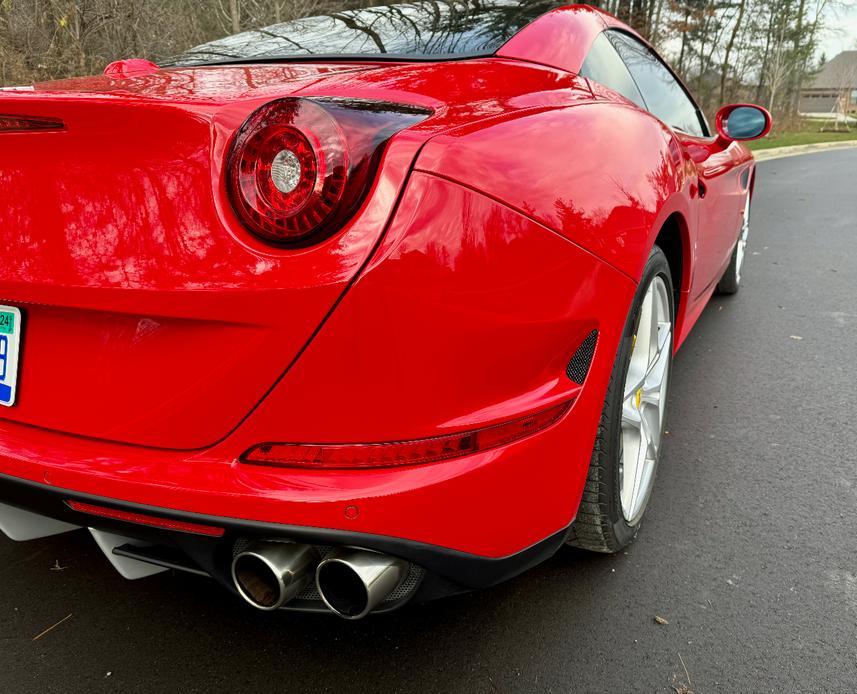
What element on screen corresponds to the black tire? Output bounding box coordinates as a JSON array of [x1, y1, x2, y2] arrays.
[[567, 246, 674, 553], [717, 193, 751, 295], [716, 241, 741, 295]]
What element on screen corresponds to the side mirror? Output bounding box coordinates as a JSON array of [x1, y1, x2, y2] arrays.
[[715, 104, 772, 142]]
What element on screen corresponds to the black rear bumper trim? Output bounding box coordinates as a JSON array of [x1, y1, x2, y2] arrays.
[[0, 472, 569, 590], [112, 543, 210, 577]]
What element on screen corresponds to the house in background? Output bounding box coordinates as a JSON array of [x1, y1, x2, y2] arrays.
[[800, 50, 857, 117]]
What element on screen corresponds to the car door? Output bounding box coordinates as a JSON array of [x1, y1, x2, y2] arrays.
[[605, 30, 747, 296]]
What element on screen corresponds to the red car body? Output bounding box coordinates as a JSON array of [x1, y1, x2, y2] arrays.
[[0, 5, 764, 613]]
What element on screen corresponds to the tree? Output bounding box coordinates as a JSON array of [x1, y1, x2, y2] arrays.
[[1, 0, 854, 128]]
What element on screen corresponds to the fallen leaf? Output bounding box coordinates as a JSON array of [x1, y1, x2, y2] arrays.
[[655, 615, 669, 625]]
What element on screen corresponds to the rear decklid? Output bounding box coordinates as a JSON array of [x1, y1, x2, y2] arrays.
[[0, 64, 421, 450], [0, 57, 585, 450]]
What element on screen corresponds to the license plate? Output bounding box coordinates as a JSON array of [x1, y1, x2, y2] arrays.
[[0, 306, 22, 407]]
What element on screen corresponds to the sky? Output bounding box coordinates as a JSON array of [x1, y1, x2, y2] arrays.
[[820, 4, 857, 58]]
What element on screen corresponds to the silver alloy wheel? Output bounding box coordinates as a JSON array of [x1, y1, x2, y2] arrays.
[[735, 193, 750, 284], [619, 275, 672, 524]]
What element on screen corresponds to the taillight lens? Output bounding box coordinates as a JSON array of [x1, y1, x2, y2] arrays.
[[241, 401, 572, 470], [227, 98, 430, 246]]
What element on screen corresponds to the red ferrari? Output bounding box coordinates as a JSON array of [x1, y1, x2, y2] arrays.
[[0, 2, 770, 618]]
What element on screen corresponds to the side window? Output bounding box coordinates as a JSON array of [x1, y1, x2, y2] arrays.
[[607, 31, 706, 137], [579, 33, 646, 110]]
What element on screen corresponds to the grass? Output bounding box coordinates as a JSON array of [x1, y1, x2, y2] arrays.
[[746, 119, 857, 150]]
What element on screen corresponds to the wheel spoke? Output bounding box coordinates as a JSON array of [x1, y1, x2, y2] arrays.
[[639, 402, 660, 456], [643, 324, 671, 399], [622, 394, 642, 428], [624, 374, 645, 402], [628, 288, 653, 386], [645, 288, 662, 367], [628, 411, 651, 519]]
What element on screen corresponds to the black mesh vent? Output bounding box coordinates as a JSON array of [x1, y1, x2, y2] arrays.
[[566, 330, 598, 384]]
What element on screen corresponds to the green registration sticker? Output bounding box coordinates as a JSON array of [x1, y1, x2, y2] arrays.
[[0, 312, 14, 335]]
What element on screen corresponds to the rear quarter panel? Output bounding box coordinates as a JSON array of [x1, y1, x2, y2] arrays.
[[416, 101, 692, 285], [218, 173, 636, 553], [0, 95, 424, 448]]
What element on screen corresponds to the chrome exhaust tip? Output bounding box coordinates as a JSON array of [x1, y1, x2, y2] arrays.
[[231, 541, 318, 611], [316, 549, 408, 620]]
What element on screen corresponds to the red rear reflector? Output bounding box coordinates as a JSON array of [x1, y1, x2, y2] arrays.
[[0, 114, 64, 133], [66, 501, 225, 537], [242, 401, 572, 470]]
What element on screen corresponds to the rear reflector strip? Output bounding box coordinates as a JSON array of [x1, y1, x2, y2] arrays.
[[66, 501, 225, 537], [0, 114, 65, 133], [241, 400, 573, 470]]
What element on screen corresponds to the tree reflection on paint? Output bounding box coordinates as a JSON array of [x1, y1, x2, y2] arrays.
[[168, 1, 565, 66]]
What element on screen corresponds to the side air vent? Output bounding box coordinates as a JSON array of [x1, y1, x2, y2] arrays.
[[566, 330, 598, 384]]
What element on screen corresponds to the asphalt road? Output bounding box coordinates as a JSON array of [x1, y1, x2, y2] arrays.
[[2, 150, 856, 693]]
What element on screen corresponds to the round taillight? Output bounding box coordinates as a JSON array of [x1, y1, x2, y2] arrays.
[[227, 99, 348, 245]]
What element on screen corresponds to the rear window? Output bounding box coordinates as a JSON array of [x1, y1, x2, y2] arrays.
[[169, 0, 564, 66]]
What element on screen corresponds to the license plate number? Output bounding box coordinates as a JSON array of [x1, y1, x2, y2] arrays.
[[0, 306, 22, 407]]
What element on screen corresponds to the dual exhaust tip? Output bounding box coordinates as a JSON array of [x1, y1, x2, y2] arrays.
[[231, 541, 407, 619]]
